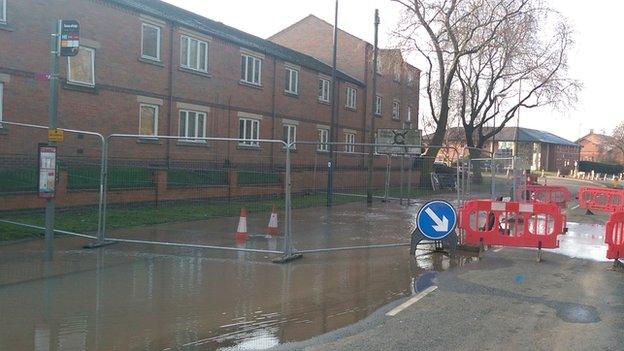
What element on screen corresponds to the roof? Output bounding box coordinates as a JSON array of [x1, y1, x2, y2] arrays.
[[576, 132, 612, 145], [432, 127, 579, 147], [107, 0, 364, 86]]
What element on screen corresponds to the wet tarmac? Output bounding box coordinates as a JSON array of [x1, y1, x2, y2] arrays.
[[0, 202, 477, 351]]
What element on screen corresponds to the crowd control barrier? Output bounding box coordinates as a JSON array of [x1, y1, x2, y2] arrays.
[[605, 212, 624, 265], [517, 185, 571, 208], [459, 199, 566, 261], [578, 187, 624, 213]]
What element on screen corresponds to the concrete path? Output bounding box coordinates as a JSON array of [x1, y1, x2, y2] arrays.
[[275, 249, 623, 351]]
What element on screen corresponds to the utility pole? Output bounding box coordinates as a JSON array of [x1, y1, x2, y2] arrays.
[[366, 10, 380, 204], [327, 0, 339, 207], [44, 21, 60, 261]]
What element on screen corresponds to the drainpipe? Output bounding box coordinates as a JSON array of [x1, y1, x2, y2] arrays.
[[166, 22, 175, 168], [271, 58, 277, 169]]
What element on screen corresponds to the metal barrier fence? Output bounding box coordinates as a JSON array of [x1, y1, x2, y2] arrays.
[[1, 122, 465, 259]]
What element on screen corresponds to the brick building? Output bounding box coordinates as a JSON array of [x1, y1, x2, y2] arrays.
[[434, 127, 580, 172], [269, 14, 421, 131], [0, 0, 420, 210], [576, 130, 623, 163], [0, 1, 420, 162]]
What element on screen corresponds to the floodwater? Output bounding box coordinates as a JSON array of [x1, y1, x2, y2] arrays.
[[0, 202, 477, 351], [547, 222, 609, 262]]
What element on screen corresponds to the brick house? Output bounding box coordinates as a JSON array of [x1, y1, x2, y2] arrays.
[[576, 130, 623, 163], [0, 0, 421, 209]]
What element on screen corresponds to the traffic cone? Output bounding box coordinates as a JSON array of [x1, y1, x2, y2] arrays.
[[235, 208, 249, 241], [267, 204, 279, 236]]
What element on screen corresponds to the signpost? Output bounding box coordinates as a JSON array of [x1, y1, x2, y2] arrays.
[[43, 20, 79, 261], [377, 128, 422, 155], [411, 200, 458, 255]]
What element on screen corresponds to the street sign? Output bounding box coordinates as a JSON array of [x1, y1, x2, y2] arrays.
[[38, 145, 57, 199], [59, 20, 80, 57], [377, 129, 421, 155], [48, 128, 64, 142], [416, 200, 457, 240]]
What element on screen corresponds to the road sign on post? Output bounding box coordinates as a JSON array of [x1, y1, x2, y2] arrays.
[[59, 20, 80, 57], [416, 200, 458, 240], [377, 129, 422, 155], [38, 145, 57, 199]]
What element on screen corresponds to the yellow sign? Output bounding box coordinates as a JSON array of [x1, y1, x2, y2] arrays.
[[48, 128, 64, 142]]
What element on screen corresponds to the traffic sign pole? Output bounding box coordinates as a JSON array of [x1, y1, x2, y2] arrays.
[[44, 21, 60, 261]]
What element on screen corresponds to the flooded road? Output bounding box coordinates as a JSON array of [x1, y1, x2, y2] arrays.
[[0, 202, 476, 351]]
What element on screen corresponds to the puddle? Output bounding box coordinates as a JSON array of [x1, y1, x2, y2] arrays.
[[547, 222, 609, 262], [0, 202, 479, 351]]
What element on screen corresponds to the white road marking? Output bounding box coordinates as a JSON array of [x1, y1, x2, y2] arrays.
[[493, 247, 504, 252], [386, 286, 438, 316], [571, 205, 579, 210]]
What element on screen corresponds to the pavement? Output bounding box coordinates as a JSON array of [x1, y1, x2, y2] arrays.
[[274, 248, 624, 351]]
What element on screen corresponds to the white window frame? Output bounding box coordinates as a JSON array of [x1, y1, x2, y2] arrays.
[[179, 110, 207, 142], [141, 23, 161, 61], [318, 128, 329, 152], [0, 0, 6, 23], [241, 53, 262, 86], [392, 100, 401, 120], [393, 68, 401, 82], [180, 35, 209, 73], [238, 117, 260, 147], [285, 67, 299, 95], [0, 82, 3, 127], [374, 95, 382, 116], [139, 103, 159, 138], [283, 123, 297, 149], [318, 78, 330, 103], [346, 87, 357, 109], [67, 46, 96, 87], [345, 132, 356, 153], [407, 105, 413, 122]]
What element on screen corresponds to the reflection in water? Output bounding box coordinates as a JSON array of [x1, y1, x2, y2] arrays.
[[0, 203, 478, 351]]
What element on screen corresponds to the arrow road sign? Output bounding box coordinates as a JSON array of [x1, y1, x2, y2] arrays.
[[417, 200, 457, 240]]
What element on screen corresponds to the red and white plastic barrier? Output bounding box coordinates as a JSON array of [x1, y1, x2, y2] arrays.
[[605, 211, 624, 260], [517, 185, 571, 208], [459, 199, 565, 249], [578, 187, 624, 213]]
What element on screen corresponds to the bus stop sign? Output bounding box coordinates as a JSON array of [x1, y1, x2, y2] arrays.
[[60, 20, 80, 57]]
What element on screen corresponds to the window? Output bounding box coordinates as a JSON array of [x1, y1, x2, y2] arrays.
[[241, 53, 262, 86], [407, 72, 415, 87], [374, 95, 382, 116], [139, 104, 159, 137], [285, 67, 299, 95], [393, 67, 401, 82], [141, 23, 161, 61], [345, 132, 356, 153], [283, 124, 297, 149], [392, 100, 400, 120], [0, 0, 5, 23], [318, 128, 329, 152], [407, 106, 413, 122], [179, 110, 206, 142], [375, 57, 382, 74], [239, 117, 260, 147], [181, 35, 208, 72], [346, 87, 357, 109], [68, 47, 95, 86], [318, 78, 330, 102], [0, 83, 3, 126]]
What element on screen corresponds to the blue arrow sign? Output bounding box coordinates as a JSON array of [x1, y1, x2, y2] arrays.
[[416, 200, 457, 240]]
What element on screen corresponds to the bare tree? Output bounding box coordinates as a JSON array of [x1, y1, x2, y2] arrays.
[[392, 0, 531, 156], [609, 121, 624, 163], [455, 3, 580, 160]]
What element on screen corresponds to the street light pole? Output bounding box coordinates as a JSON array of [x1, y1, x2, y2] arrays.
[[366, 9, 380, 204], [327, 0, 339, 207]]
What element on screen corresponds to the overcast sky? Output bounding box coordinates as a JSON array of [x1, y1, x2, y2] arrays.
[[162, 0, 623, 141]]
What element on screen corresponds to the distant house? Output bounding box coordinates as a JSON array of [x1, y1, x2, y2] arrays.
[[427, 127, 580, 172], [576, 130, 623, 163]]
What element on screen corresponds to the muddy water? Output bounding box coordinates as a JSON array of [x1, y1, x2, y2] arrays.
[[0, 202, 476, 351]]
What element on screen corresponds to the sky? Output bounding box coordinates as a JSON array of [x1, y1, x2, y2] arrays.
[[162, 0, 623, 141]]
